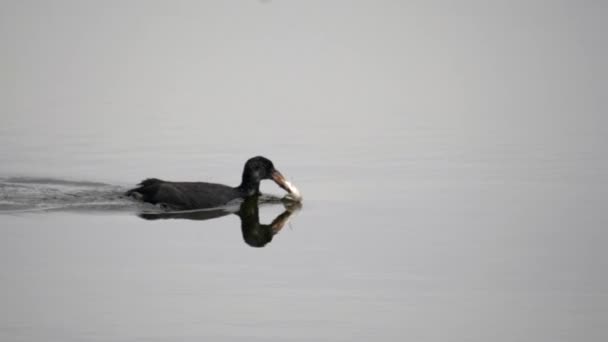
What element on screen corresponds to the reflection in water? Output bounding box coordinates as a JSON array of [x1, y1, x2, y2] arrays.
[[139, 196, 302, 248]]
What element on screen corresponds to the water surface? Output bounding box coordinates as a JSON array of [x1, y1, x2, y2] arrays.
[[1, 1, 607, 341]]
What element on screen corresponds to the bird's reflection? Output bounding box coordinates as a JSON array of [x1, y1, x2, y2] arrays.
[[137, 196, 301, 248]]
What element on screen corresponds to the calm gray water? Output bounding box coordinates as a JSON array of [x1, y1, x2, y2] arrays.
[[1, 1, 607, 341]]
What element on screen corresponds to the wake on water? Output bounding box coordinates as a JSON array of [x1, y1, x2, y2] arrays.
[[0, 177, 137, 213]]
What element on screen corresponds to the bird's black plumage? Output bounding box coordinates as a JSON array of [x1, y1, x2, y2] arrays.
[[126, 156, 288, 210]]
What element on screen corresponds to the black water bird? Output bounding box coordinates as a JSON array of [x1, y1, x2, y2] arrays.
[[126, 156, 294, 210]]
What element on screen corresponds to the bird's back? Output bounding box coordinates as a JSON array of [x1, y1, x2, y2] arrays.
[[126, 178, 240, 210]]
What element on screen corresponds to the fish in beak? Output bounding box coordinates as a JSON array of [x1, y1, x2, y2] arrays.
[[271, 169, 302, 201]]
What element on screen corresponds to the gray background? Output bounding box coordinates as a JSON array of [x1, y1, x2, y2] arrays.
[[1, 1, 607, 341]]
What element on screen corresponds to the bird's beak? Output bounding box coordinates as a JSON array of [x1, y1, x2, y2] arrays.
[[271, 169, 289, 192], [271, 169, 303, 201]]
